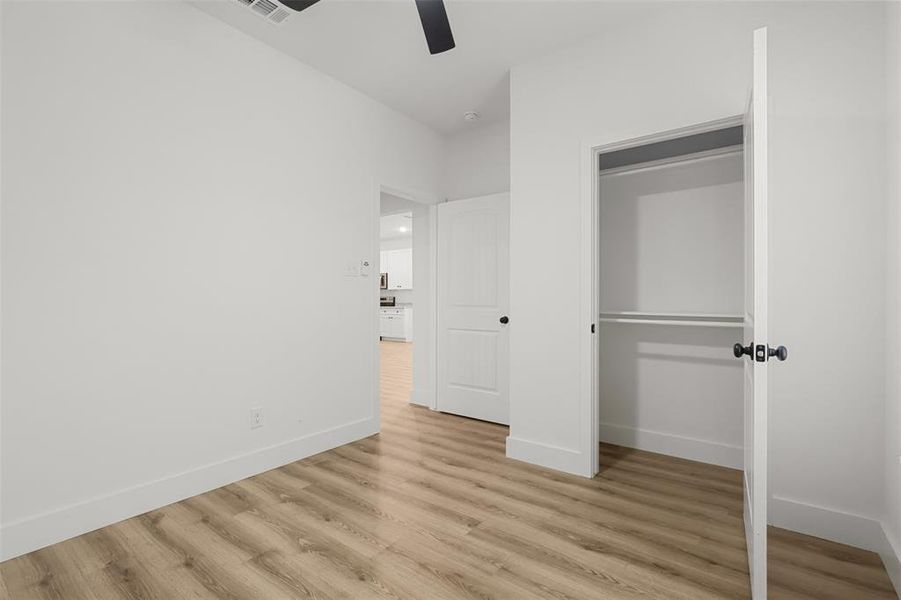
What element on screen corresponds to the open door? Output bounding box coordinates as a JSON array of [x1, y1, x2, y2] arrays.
[[436, 193, 510, 424], [735, 27, 786, 600]]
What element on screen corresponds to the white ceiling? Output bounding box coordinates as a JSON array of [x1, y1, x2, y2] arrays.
[[191, 0, 656, 134]]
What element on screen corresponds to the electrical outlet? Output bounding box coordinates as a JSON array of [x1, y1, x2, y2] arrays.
[[250, 407, 263, 429]]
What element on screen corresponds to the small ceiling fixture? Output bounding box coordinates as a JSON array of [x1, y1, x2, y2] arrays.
[[399, 226, 409, 233], [463, 111, 481, 122]]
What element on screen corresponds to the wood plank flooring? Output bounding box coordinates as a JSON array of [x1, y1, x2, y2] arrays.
[[1, 340, 896, 599]]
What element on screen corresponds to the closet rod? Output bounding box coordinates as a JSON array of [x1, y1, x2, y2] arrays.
[[599, 310, 744, 328], [599, 317, 743, 328]]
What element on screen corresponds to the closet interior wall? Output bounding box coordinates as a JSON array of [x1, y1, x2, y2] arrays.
[[598, 138, 745, 469]]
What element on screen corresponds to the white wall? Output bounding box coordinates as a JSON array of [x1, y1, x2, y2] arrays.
[[599, 154, 744, 315], [443, 119, 510, 201], [509, 1, 889, 553], [884, 0, 901, 588], [0, 0, 442, 560], [599, 152, 744, 468]]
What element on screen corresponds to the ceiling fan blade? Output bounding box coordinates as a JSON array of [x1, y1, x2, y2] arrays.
[[414, 0, 455, 55], [280, 0, 322, 12]]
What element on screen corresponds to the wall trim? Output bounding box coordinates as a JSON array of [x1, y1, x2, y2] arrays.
[[600, 422, 743, 469], [0, 417, 379, 562], [880, 525, 901, 597], [770, 496, 901, 596], [506, 436, 590, 477], [769, 495, 888, 554], [409, 387, 433, 407]]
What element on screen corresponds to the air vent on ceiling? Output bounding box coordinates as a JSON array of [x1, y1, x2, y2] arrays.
[[232, 0, 292, 25], [251, 0, 277, 17], [269, 7, 290, 23]]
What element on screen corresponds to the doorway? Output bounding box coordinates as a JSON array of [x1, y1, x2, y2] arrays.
[[596, 124, 746, 470], [582, 55, 773, 599], [378, 194, 417, 416], [374, 189, 511, 427], [581, 29, 774, 600], [373, 187, 436, 423]]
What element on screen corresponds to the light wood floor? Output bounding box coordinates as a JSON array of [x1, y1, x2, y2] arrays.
[[1, 340, 896, 599]]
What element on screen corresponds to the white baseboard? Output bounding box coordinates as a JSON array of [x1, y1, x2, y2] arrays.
[[599, 422, 742, 469], [506, 436, 590, 477], [770, 496, 901, 597], [879, 525, 901, 598], [0, 417, 379, 562], [409, 387, 432, 407], [769, 495, 887, 552]]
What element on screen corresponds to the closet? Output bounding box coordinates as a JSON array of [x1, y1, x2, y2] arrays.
[[597, 125, 745, 469]]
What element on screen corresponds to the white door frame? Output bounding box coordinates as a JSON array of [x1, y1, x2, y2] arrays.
[[370, 181, 440, 427], [578, 114, 746, 477]]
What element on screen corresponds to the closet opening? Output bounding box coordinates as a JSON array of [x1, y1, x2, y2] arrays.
[[596, 119, 746, 470]]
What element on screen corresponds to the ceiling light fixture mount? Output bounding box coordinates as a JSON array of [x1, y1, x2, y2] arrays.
[[463, 111, 481, 122]]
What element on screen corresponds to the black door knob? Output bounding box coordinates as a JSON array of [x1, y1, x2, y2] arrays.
[[769, 345, 788, 361], [733, 343, 752, 358], [499, 316, 509, 324]]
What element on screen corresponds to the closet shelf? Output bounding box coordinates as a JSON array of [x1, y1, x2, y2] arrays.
[[598, 311, 744, 329]]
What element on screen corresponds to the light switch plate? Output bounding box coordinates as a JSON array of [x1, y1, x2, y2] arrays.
[[344, 261, 359, 277], [359, 259, 371, 277]]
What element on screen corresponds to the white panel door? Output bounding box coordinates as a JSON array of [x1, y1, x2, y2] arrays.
[[738, 27, 786, 600], [437, 193, 510, 424]]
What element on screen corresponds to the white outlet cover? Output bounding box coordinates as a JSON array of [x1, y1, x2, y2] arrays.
[[250, 407, 263, 429]]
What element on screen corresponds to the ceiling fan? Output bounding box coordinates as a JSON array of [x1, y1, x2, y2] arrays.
[[280, 0, 455, 55]]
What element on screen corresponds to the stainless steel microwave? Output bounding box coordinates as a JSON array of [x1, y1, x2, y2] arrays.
[[380, 272, 388, 290]]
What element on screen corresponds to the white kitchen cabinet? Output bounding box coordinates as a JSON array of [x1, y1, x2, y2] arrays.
[[381, 248, 413, 290], [379, 306, 412, 341]]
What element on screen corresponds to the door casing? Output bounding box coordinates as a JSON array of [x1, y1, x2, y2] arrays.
[[580, 114, 746, 478]]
